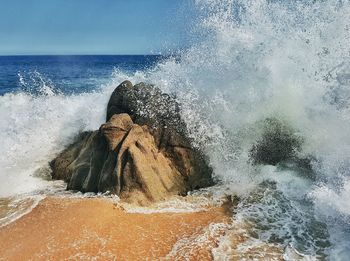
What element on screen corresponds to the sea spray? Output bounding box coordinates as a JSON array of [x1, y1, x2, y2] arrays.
[[117, 0, 350, 258], [0, 75, 111, 197]]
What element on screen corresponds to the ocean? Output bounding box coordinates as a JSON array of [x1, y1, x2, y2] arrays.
[[0, 55, 163, 95], [1, 0, 350, 260]]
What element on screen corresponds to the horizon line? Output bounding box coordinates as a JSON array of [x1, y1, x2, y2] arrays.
[[0, 53, 166, 57]]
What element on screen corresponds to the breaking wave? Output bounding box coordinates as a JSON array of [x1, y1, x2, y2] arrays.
[[120, 0, 350, 259]]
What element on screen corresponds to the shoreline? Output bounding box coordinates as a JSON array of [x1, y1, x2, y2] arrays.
[[0, 196, 231, 260]]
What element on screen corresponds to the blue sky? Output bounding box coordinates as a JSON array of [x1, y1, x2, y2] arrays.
[[0, 0, 192, 55]]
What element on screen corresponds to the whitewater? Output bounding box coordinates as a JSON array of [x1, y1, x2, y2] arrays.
[[1, 0, 350, 259]]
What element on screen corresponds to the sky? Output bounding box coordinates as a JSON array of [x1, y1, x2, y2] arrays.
[[0, 0, 192, 55]]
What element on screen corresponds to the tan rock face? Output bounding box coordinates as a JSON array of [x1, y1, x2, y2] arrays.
[[50, 81, 213, 205]]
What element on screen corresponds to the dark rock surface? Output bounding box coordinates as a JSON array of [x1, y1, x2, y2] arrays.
[[249, 118, 315, 178], [107, 80, 189, 148], [249, 118, 304, 165]]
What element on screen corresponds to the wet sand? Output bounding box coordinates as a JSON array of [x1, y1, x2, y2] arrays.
[[0, 197, 230, 260]]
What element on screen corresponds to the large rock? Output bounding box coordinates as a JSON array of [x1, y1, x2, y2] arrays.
[[107, 80, 189, 148], [50, 81, 213, 205], [249, 118, 304, 165]]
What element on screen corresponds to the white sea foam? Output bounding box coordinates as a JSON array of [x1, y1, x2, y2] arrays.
[[0, 194, 45, 227], [0, 74, 115, 197], [311, 178, 350, 217], [116, 0, 350, 258], [121, 195, 222, 214]]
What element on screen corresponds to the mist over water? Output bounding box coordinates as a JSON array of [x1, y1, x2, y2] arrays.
[[1, 0, 350, 259]]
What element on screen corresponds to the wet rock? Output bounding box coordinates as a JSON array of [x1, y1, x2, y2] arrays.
[[50, 131, 95, 183], [51, 82, 213, 205], [249, 118, 304, 166], [107, 81, 189, 148], [106, 81, 213, 188]]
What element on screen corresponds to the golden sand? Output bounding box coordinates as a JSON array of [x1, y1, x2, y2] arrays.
[[0, 197, 230, 260]]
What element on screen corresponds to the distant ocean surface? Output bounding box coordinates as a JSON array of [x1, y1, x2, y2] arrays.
[[0, 55, 163, 95]]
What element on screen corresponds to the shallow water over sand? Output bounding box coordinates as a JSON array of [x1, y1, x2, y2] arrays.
[[0, 197, 232, 260], [1, 192, 316, 260]]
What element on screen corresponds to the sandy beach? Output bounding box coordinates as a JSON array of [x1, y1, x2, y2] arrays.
[[0, 197, 230, 260]]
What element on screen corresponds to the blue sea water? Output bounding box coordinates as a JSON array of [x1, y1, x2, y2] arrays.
[[0, 55, 163, 95]]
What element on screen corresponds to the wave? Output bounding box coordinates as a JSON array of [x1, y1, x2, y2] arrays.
[[116, 0, 350, 258], [0, 194, 45, 228], [0, 72, 115, 197]]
